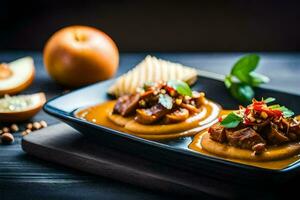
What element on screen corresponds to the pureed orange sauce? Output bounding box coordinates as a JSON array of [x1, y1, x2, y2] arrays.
[[75, 100, 221, 140], [76, 101, 300, 170], [189, 110, 300, 170]]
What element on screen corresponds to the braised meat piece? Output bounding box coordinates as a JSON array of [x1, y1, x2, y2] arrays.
[[213, 98, 299, 154], [164, 108, 189, 124], [252, 143, 266, 153], [226, 127, 266, 152], [290, 120, 300, 138], [135, 104, 171, 124], [113, 94, 140, 116], [266, 123, 290, 145], [209, 124, 226, 143], [140, 90, 158, 107], [112, 80, 207, 125]]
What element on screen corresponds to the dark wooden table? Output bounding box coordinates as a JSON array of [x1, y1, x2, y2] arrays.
[[0, 52, 299, 200]]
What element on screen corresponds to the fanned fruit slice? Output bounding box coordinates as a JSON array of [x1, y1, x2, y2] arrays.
[[0, 57, 35, 96], [0, 93, 46, 122]]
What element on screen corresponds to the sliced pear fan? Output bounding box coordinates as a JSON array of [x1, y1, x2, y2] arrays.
[[0, 57, 35, 96], [0, 93, 46, 122]]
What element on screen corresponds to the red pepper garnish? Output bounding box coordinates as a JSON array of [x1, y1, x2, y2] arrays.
[[218, 117, 223, 122], [244, 108, 251, 115], [165, 85, 175, 93], [268, 109, 283, 117]]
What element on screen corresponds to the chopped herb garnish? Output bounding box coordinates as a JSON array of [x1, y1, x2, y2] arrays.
[[263, 97, 276, 104], [277, 106, 294, 118], [167, 80, 192, 97], [158, 94, 173, 109], [268, 104, 280, 109], [220, 112, 243, 128]]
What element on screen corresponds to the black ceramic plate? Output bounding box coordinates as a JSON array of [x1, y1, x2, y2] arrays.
[[44, 74, 300, 184]]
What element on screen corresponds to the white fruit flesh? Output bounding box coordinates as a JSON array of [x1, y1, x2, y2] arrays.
[[0, 57, 34, 91], [0, 93, 46, 113]]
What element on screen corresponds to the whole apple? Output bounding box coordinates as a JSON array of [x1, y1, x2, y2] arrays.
[[43, 26, 119, 87]]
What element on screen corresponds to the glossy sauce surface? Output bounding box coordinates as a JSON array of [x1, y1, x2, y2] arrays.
[[76, 100, 220, 140], [189, 112, 300, 170], [76, 101, 300, 169]]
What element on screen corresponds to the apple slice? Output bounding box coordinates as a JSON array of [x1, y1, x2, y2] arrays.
[[0, 57, 35, 96], [0, 93, 46, 122]]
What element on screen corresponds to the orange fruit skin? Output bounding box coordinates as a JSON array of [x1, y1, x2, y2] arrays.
[[43, 26, 119, 87]]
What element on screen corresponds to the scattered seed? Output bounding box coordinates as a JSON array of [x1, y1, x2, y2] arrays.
[[2, 127, 10, 133], [10, 124, 19, 132], [1, 133, 14, 144], [40, 120, 47, 128], [25, 129, 32, 134], [175, 98, 182, 105], [26, 123, 33, 130], [33, 122, 42, 130], [21, 131, 28, 136], [260, 111, 268, 119]]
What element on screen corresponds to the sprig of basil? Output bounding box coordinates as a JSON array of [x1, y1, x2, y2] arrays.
[[225, 54, 270, 104], [158, 94, 173, 109], [231, 54, 260, 84], [277, 106, 294, 118], [229, 83, 254, 104], [220, 112, 243, 128], [167, 80, 192, 97], [263, 97, 276, 104]]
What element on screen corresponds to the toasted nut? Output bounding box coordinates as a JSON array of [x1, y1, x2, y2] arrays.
[[169, 90, 176, 97], [249, 116, 256, 122], [261, 111, 268, 119], [1, 133, 14, 144], [175, 98, 182, 105], [2, 127, 10, 133], [26, 123, 33, 130], [10, 124, 19, 132], [33, 122, 42, 130], [184, 96, 192, 101], [138, 100, 146, 107], [25, 129, 32, 134], [40, 120, 48, 128], [21, 131, 28, 136]]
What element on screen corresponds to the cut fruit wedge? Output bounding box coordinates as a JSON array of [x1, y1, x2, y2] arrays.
[[0, 93, 46, 122], [0, 57, 35, 96]]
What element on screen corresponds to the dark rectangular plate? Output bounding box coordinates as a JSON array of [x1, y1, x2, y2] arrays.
[[44, 74, 300, 184]]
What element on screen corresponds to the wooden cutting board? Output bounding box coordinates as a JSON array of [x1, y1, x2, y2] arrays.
[[21, 123, 243, 198]]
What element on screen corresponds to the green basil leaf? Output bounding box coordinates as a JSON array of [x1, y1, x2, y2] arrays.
[[158, 94, 173, 109], [224, 75, 232, 88], [263, 97, 276, 104], [167, 80, 192, 97], [278, 106, 294, 118], [249, 72, 270, 86], [231, 54, 260, 84], [268, 104, 280, 109], [220, 112, 243, 128], [229, 83, 254, 104]]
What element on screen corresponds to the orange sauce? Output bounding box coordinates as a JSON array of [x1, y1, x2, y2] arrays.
[[76, 101, 300, 170], [75, 100, 220, 140]]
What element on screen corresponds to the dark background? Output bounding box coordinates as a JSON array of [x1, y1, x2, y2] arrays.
[[1, 0, 300, 52]]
